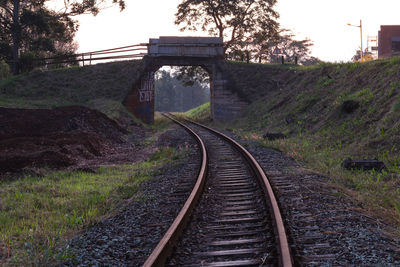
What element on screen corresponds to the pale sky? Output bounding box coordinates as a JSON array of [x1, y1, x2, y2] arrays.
[[72, 0, 400, 62]]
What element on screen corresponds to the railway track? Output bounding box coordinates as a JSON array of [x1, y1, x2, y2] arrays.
[[144, 115, 293, 267]]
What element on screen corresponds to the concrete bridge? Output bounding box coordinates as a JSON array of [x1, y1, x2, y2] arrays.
[[123, 36, 248, 123]]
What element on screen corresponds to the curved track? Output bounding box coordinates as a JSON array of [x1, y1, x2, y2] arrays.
[[144, 115, 293, 267]]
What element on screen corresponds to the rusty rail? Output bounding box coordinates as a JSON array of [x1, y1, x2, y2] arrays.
[[185, 119, 293, 267], [142, 114, 208, 267], [144, 115, 293, 266]]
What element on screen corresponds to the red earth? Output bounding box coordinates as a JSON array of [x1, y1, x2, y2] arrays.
[[0, 106, 147, 177]]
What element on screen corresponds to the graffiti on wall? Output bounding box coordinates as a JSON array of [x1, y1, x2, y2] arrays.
[[139, 72, 155, 102]]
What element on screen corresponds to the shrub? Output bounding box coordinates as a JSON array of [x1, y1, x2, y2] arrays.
[[19, 51, 37, 73], [0, 59, 10, 79]]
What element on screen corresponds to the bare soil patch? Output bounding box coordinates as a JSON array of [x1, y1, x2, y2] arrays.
[[0, 106, 148, 178]]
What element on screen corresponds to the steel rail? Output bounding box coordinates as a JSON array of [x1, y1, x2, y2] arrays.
[[142, 114, 208, 267], [184, 119, 293, 267]]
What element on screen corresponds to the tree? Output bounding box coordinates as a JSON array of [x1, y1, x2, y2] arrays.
[[267, 31, 320, 65], [352, 49, 374, 62], [0, 0, 125, 74], [175, 0, 280, 54]]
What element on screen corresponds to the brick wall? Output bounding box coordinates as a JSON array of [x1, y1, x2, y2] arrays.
[[378, 25, 400, 58]]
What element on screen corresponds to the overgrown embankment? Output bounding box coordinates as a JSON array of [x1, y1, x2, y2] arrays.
[[221, 58, 400, 226], [0, 60, 145, 122]]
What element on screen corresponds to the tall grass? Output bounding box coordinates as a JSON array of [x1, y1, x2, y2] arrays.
[[0, 147, 183, 265], [184, 102, 210, 121]]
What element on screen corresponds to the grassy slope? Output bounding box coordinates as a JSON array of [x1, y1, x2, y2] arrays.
[[184, 102, 211, 121], [217, 59, 400, 227], [0, 60, 145, 124]]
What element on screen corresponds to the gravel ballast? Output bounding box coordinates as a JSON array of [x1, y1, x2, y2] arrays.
[[234, 135, 400, 266], [59, 124, 400, 266], [60, 126, 200, 266]]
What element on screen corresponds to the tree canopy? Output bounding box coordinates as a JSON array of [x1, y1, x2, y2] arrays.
[[268, 31, 321, 65], [352, 49, 374, 62], [0, 0, 125, 74], [175, 1, 318, 65], [175, 0, 280, 54]]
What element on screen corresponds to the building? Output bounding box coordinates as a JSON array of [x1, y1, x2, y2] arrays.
[[378, 25, 400, 58]]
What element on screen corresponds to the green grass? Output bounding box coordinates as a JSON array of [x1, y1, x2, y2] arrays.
[[152, 112, 173, 132], [0, 147, 184, 265], [0, 60, 144, 109], [232, 129, 400, 227], [266, 136, 400, 212], [220, 56, 400, 230], [184, 102, 210, 121]]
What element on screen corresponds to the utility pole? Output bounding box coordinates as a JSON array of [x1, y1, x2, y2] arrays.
[[347, 19, 364, 62], [359, 19, 363, 62]]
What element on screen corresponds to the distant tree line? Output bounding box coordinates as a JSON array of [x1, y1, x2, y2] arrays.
[[0, 0, 125, 74], [155, 69, 209, 112]]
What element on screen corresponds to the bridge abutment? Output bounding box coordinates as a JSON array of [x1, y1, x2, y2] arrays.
[[210, 64, 248, 121], [123, 37, 248, 124], [123, 70, 156, 124], [123, 57, 248, 124]]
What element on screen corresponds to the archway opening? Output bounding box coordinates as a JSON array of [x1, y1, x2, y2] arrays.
[[154, 66, 210, 116]]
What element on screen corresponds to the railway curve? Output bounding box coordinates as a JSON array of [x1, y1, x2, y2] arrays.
[[144, 114, 293, 266]]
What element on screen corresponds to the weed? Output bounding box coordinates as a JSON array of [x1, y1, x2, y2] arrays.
[[0, 75, 20, 92], [388, 81, 399, 98], [184, 102, 210, 121], [395, 204, 400, 222], [389, 56, 400, 66], [316, 77, 334, 89], [348, 88, 375, 104], [0, 145, 185, 265], [345, 62, 359, 73], [150, 147, 178, 161]]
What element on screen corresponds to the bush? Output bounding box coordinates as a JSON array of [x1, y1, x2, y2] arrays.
[[19, 51, 36, 73], [0, 59, 11, 79]]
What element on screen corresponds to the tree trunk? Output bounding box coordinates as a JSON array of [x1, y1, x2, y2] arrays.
[[11, 0, 20, 74]]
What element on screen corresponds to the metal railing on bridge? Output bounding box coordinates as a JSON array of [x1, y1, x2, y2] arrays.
[[37, 43, 148, 66]]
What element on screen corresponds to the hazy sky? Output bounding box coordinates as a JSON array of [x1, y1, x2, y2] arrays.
[[72, 0, 400, 62]]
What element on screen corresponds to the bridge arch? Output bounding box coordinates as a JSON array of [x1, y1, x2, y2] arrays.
[[122, 37, 248, 123]]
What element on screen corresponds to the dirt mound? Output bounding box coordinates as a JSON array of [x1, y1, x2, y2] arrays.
[[0, 106, 127, 141], [0, 106, 130, 175]]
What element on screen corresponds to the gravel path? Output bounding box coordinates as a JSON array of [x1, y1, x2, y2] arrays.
[[59, 126, 200, 266]]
